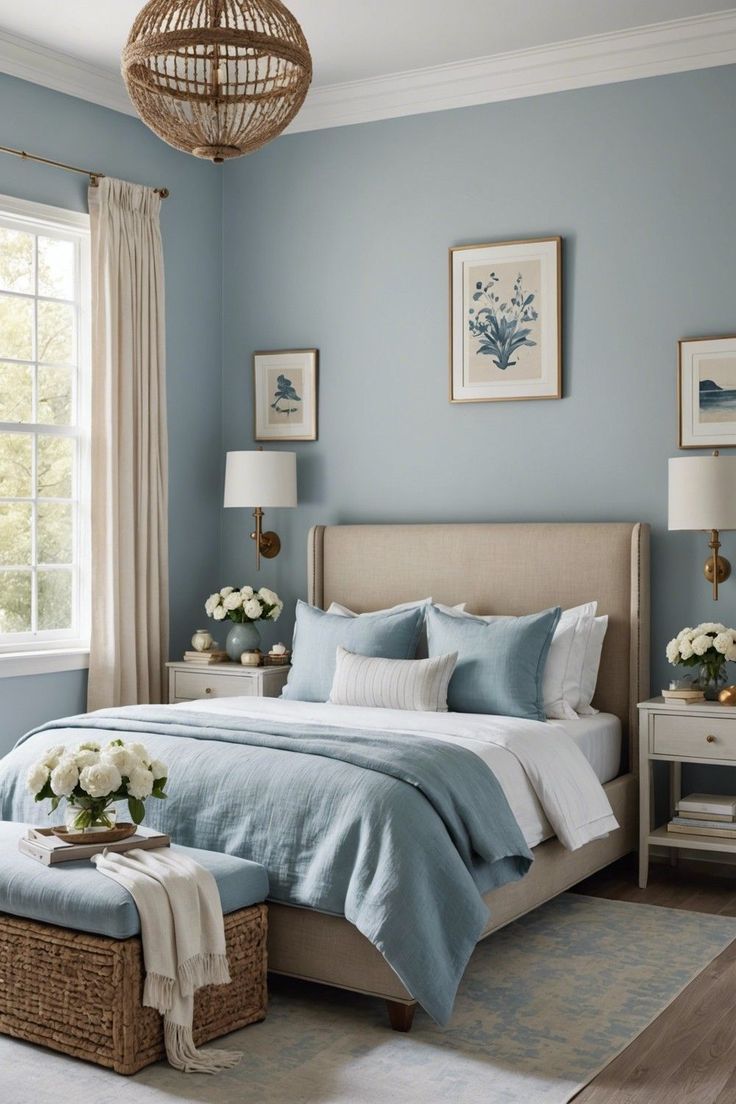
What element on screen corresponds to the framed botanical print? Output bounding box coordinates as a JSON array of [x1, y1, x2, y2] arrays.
[[679, 335, 736, 449], [253, 348, 318, 442], [450, 237, 561, 403]]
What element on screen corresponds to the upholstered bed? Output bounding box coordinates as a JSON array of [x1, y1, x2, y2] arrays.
[[264, 522, 650, 1027], [0, 521, 649, 1031]]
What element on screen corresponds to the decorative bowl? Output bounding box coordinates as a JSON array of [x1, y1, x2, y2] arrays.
[[51, 822, 137, 846]]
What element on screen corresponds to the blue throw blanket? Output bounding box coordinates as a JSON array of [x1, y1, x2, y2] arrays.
[[1, 706, 533, 1023]]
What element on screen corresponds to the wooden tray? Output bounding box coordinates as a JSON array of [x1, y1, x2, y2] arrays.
[[51, 822, 137, 846]]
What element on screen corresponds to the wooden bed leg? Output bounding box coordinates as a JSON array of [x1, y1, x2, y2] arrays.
[[386, 1000, 416, 1032]]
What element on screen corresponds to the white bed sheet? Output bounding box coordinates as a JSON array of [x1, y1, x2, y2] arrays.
[[548, 713, 622, 786], [174, 696, 619, 851]]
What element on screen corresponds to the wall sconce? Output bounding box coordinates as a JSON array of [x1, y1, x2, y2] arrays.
[[668, 453, 736, 600], [224, 450, 297, 570]]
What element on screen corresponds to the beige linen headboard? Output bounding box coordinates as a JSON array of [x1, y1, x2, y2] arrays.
[[308, 522, 650, 773]]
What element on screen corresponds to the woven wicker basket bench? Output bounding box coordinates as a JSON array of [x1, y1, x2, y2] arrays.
[[0, 823, 269, 1075]]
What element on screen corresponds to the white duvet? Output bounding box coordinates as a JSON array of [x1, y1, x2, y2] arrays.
[[174, 696, 619, 851]]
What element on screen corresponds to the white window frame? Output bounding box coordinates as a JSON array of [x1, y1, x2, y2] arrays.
[[0, 193, 90, 678]]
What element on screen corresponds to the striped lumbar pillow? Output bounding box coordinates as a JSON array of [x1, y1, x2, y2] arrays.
[[329, 645, 458, 712]]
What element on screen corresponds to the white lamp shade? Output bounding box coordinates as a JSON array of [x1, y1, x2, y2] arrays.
[[224, 451, 297, 509], [668, 456, 736, 531]]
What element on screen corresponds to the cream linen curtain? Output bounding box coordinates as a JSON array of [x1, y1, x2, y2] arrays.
[[87, 178, 168, 710]]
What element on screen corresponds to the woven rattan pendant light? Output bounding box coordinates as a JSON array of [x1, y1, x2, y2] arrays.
[[122, 0, 312, 162]]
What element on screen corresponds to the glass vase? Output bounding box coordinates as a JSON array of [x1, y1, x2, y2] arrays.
[[65, 798, 118, 834], [697, 660, 729, 701]]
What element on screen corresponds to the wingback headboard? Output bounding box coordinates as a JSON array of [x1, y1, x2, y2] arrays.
[[308, 522, 650, 773]]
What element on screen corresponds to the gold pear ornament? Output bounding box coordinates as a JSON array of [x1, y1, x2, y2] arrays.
[[718, 686, 736, 705]]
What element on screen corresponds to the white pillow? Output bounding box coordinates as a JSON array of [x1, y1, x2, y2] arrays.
[[327, 599, 466, 658], [329, 645, 458, 712], [438, 601, 606, 719]]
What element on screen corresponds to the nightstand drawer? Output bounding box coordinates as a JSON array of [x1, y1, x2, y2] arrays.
[[174, 669, 258, 701], [652, 714, 736, 759]]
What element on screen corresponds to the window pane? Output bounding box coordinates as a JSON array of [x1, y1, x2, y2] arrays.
[[0, 227, 33, 294], [37, 435, 73, 498], [0, 361, 32, 422], [0, 294, 33, 361], [0, 570, 31, 632], [38, 502, 72, 564], [38, 365, 72, 426], [38, 300, 74, 364], [0, 432, 32, 497], [38, 236, 74, 299], [38, 569, 72, 631], [0, 502, 31, 566]]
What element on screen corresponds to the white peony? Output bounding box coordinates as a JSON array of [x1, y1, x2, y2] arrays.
[[679, 640, 694, 660], [127, 742, 152, 766], [127, 766, 154, 800], [727, 644, 736, 662], [243, 597, 263, 620], [267, 602, 282, 621], [676, 627, 693, 641], [103, 743, 139, 778], [220, 586, 235, 597], [50, 757, 79, 797], [258, 587, 279, 606], [150, 758, 168, 782], [224, 591, 243, 611], [240, 586, 254, 599], [691, 634, 712, 657], [26, 761, 49, 796], [666, 639, 680, 664], [42, 745, 66, 770], [213, 605, 227, 621], [714, 633, 732, 655], [74, 744, 100, 769], [79, 761, 122, 799], [205, 593, 221, 616]]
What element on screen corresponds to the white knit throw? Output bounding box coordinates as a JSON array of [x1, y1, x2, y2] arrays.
[[91, 848, 241, 1073]]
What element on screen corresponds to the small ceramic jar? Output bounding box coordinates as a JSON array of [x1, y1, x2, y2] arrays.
[[191, 628, 214, 652]]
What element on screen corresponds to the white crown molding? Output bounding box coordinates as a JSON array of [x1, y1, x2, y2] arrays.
[[0, 11, 736, 134], [0, 29, 135, 116], [287, 10, 736, 134]]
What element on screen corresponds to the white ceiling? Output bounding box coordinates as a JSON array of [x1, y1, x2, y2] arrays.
[[0, 0, 733, 87]]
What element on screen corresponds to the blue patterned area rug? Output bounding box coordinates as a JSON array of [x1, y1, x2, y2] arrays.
[[1, 894, 734, 1104]]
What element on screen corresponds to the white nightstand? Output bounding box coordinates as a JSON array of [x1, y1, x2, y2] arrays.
[[638, 696, 736, 888], [166, 661, 290, 704]]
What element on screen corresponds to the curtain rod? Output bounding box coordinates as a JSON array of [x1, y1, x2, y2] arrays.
[[0, 144, 170, 199]]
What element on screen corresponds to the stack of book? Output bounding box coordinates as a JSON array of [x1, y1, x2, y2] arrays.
[[19, 824, 170, 865], [182, 649, 228, 665], [667, 793, 736, 839]]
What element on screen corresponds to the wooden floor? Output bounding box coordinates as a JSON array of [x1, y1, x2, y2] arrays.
[[570, 855, 736, 1103]]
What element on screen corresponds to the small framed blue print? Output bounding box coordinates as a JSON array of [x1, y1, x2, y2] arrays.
[[253, 348, 318, 441], [679, 335, 736, 449], [450, 237, 562, 403]]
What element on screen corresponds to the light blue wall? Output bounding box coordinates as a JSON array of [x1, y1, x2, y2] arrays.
[[0, 73, 223, 753], [221, 64, 736, 698]]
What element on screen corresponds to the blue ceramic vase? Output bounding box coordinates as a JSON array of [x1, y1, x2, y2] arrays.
[[225, 621, 261, 662]]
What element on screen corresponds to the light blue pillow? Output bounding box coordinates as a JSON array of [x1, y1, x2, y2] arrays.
[[282, 600, 424, 702], [425, 604, 561, 720]]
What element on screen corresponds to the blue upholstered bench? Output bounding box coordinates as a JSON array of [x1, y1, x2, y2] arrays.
[[0, 821, 269, 1074]]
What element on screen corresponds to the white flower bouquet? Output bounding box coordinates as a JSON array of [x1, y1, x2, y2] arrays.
[[666, 622, 736, 695], [26, 738, 168, 831], [204, 585, 283, 624]]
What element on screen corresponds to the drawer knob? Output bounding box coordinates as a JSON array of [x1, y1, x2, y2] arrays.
[[205, 687, 212, 695], [706, 734, 716, 743]]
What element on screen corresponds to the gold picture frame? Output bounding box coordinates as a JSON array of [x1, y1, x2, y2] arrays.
[[449, 236, 562, 403], [253, 348, 318, 442], [678, 334, 736, 449]]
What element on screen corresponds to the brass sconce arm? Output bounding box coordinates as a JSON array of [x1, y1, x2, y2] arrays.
[[705, 528, 731, 601], [249, 507, 282, 571]]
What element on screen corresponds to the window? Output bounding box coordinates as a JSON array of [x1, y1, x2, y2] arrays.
[[0, 195, 90, 667]]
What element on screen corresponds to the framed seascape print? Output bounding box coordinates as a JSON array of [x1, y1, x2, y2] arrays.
[[450, 237, 561, 403], [253, 348, 318, 441], [679, 336, 736, 449]]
